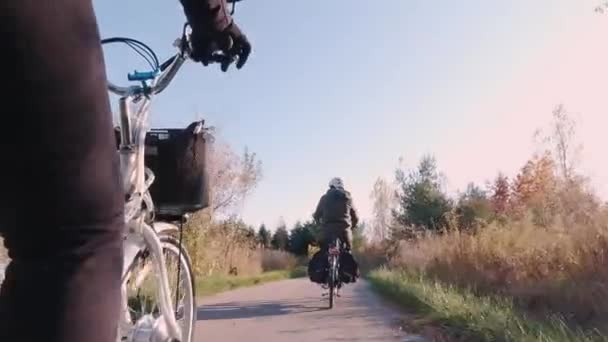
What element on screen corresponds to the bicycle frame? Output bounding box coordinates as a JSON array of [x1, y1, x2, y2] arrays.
[[110, 39, 190, 341], [328, 240, 341, 260], [104, 26, 236, 341]]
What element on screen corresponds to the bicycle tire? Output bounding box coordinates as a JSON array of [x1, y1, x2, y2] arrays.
[[124, 232, 197, 342], [329, 272, 334, 309], [160, 233, 197, 342], [328, 255, 336, 309]]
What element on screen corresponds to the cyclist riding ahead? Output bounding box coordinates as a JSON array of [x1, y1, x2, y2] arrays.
[[0, 1, 250, 342], [313, 177, 361, 295]]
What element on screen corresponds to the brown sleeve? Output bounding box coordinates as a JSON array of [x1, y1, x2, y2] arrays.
[[179, 0, 233, 32]]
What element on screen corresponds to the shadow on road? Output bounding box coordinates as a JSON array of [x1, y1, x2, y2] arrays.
[[277, 283, 408, 338], [197, 298, 325, 321]]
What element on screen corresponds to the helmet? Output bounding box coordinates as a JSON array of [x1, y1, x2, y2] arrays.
[[328, 177, 344, 189]]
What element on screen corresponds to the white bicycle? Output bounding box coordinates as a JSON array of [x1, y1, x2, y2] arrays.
[[102, 23, 236, 342]]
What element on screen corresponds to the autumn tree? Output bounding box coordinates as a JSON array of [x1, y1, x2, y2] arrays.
[[208, 143, 263, 217], [490, 173, 511, 221], [182, 131, 263, 275], [455, 183, 493, 230], [510, 152, 559, 226], [533, 104, 581, 182], [533, 105, 600, 225], [369, 177, 396, 243], [185, 140, 262, 232]]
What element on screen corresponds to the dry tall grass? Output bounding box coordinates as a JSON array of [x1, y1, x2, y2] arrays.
[[183, 212, 262, 277], [391, 214, 608, 327], [354, 243, 390, 274], [260, 249, 298, 271], [183, 212, 300, 278]]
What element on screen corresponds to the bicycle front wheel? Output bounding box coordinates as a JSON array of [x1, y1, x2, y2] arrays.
[[123, 233, 196, 342]]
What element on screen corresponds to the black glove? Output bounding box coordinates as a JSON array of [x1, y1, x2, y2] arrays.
[[190, 21, 251, 71]]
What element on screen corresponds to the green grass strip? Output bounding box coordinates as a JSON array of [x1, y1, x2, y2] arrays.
[[368, 269, 606, 342]]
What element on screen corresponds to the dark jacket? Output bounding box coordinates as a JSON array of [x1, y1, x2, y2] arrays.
[[179, 0, 233, 32], [313, 187, 359, 230]]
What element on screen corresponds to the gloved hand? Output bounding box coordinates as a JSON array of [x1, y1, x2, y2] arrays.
[[179, 0, 251, 71], [190, 21, 251, 71]]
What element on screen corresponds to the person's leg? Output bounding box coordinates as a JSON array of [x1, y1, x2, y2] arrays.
[[320, 226, 334, 252], [0, 1, 124, 341], [341, 228, 353, 252]]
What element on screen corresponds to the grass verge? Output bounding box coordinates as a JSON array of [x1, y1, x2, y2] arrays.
[[196, 266, 306, 298], [368, 269, 606, 342]]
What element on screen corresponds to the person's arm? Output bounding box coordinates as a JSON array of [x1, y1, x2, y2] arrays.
[[349, 197, 360, 228], [313, 196, 324, 224]]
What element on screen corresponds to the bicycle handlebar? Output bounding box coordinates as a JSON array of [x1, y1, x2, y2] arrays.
[[151, 52, 234, 96], [103, 24, 236, 98]]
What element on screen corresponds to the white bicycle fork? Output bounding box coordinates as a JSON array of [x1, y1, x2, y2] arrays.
[[120, 221, 183, 342]]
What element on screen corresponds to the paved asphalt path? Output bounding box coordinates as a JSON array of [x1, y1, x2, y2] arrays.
[[195, 278, 422, 342]]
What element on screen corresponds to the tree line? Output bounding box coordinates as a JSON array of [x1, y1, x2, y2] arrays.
[[369, 104, 607, 243], [255, 219, 367, 256]]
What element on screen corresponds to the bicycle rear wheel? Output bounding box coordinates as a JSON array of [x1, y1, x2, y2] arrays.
[[328, 255, 337, 309], [329, 274, 335, 309], [122, 233, 196, 342]]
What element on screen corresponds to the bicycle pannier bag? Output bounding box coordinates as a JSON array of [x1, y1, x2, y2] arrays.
[[339, 252, 359, 283], [307, 250, 329, 284]]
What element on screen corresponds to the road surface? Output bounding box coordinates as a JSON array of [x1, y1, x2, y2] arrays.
[[195, 278, 424, 342]]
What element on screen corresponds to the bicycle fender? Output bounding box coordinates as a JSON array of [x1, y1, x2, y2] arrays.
[[153, 221, 180, 235]]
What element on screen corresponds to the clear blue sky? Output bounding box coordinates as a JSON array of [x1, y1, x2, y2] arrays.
[[93, 0, 608, 230]]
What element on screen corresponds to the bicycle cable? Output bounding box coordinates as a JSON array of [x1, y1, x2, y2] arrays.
[[101, 37, 160, 72]]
